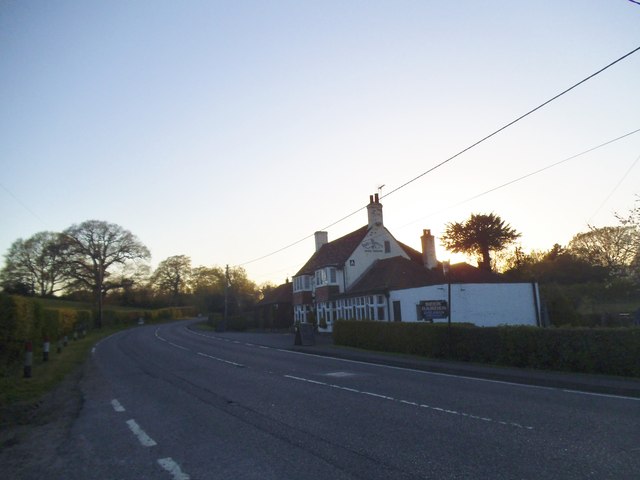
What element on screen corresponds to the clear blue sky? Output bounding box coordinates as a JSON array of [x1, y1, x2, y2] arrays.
[[1, 1, 639, 285]]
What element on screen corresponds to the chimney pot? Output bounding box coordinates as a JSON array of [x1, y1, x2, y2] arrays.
[[421, 229, 438, 269], [314, 231, 328, 252], [366, 194, 383, 228]]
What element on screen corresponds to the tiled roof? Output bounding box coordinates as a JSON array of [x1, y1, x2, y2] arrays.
[[256, 282, 293, 306], [398, 241, 423, 264], [346, 257, 502, 295], [347, 256, 437, 295], [295, 225, 370, 276]]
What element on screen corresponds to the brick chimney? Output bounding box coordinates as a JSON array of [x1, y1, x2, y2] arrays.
[[421, 229, 438, 269], [314, 231, 328, 252], [367, 193, 383, 228]]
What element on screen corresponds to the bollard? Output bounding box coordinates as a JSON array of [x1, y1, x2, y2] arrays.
[[24, 341, 33, 378], [43, 336, 50, 362]]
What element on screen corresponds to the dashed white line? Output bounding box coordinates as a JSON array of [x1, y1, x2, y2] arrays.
[[284, 374, 533, 430], [158, 457, 191, 480], [197, 352, 245, 368], [126, 419, 157, 447], [111, 399, 126, 412]]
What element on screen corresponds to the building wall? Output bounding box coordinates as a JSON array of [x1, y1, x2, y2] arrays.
[[343, 225, 410, 289], [389, 283, 540, 327]]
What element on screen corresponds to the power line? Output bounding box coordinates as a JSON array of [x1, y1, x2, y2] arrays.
[[588, 150, 640, 224], [239, 45, 640, 267], [379, 45, 640, 202], [397, 127, 640, 228]]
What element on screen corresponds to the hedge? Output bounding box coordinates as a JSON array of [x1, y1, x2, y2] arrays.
[[0, 293, 197, 367], [333, 321, 640, 377]]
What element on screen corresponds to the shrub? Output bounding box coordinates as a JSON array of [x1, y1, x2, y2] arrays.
[[333, 321, 640, 377]]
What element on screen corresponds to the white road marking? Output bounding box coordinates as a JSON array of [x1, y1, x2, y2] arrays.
[[182, 326, 640, 402], [126, 419, 157, 447], [276, 348, 640, 401], [561, 389, 640, 401], [111, 399, 126, 412], [158, 457, 191, 480], [197, 352, 245, 368], [284, 374, 533, 430]]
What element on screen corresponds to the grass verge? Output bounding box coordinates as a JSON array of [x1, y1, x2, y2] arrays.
[[0, 324, 129, 415]]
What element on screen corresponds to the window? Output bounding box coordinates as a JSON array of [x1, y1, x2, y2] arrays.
[[384, 240, 390, 253], [329, 268, 337, 283], [393, 301, 402, 322], [377, 306, 385, 321], [377, 295, 384, 305], [304, 276, 310, 289]]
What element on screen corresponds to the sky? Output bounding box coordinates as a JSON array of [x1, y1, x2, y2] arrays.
[[1, 1, 639, 286]]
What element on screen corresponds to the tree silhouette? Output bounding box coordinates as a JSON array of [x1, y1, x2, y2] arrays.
[[441, 213, 521, 271]]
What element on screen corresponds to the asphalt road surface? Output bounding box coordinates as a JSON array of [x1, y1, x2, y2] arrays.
[[39, 320, 640, 479]]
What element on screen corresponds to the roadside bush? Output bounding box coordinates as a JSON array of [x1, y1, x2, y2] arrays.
[[333, 320, 640, 377], [0, 294, 197, 367]]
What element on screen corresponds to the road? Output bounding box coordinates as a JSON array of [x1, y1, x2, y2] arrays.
[[41, 320, 640, 479]]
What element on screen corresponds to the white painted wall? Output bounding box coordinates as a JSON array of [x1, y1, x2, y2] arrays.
[[389, 283, 540, 327], [343, 226, 410, 289]]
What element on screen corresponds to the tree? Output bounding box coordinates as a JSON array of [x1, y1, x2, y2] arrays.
[[502, 244, 608, 284], [441, 213, 521, 271], [190, 265, 226, 313], [61, 220, 150, 328], [150, 255, 192, 305], [226, 266, 260, 314], [567, 225, 639, 276], [0, 231, 66, 296]]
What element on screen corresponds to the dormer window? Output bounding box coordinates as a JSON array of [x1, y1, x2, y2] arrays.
[[315, 267, 338, 287], [293, 275, 312, 292]]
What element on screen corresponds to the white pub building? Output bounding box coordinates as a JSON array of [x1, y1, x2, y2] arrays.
[[292, 194, 541, 331]]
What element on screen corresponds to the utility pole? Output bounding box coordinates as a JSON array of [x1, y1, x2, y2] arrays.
[[224, 264, 230, 330]]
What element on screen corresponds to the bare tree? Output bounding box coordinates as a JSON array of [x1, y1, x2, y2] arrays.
[[150, 255, 192, 305], [62, 220, 150, 327], [0, 231, 66, 296], [568, 225, 639, 276]]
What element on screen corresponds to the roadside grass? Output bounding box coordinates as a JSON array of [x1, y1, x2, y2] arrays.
[[0, 324, 129, 413]]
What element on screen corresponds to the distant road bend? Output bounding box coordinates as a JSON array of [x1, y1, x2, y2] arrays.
[[52, 320, 640, 479]]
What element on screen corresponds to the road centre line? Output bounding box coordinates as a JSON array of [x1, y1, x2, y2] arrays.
[[111, 399, 126, 412], [156, 328, 245, 367], [158, 457, 191, 480], [284, 374, 534, 430], [197, 352, 245, 368], [126, 419, 157, 447], [183, 327, 640, 402], [276, 349, 640, 401]]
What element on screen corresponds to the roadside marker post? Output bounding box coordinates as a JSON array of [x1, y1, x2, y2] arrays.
[[24, 341, 33, 378], [43, 337, 50, 362]]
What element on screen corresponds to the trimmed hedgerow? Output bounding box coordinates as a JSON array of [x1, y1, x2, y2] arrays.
[[0, 293, 196, 366], [333, 320, 640, 377]]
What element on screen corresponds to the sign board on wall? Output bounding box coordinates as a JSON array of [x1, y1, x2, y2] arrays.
[[419, 300, 449, 320]]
